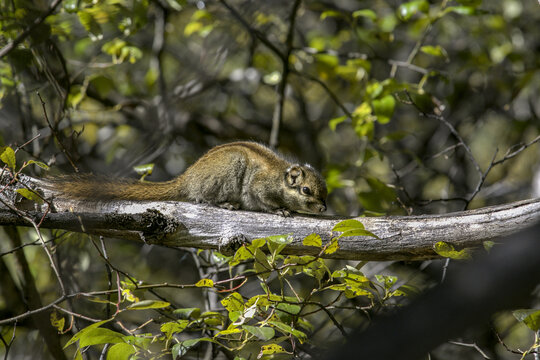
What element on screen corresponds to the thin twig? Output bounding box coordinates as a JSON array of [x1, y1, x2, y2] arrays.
[[449, 341, 491, 359], [292, 70, 353, 119], [37, 93, 79, 172], [52, 305, 101, 323], [218, 0, 286, 62], [0, 322, 17, 360], [269, 0, 302, 148]]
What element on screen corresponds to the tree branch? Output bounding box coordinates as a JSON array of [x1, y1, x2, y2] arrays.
[[2, 175, 540, 261]]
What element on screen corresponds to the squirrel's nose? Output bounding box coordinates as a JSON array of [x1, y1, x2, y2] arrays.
[[319, 201, 327, 212]]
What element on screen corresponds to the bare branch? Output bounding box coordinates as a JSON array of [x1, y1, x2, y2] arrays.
[[2, 175, 540, 261], [269, 0, 302, 149]]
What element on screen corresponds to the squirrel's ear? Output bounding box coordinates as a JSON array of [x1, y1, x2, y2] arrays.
[[285, 165, 304, 187]]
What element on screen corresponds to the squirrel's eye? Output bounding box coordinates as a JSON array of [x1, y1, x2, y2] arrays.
[[302, 186, 311, 195]]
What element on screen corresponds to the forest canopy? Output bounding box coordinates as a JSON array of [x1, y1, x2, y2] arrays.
[[1, 0, 540, 359]]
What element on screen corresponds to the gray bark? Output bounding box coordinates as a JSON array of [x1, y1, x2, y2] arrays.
[[1, 174, 539, 260]]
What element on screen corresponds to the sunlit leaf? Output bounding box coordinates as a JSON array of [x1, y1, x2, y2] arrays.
[[303, 233, 322, 248], [513, 309, 540, 332], [433, 241, 472, 260], [0, 146, 15, 170], [397, 0, 430, 21], [320, 10, 344, 20], [160, 320, 189, 339], [324, 237, 339, 254], [352, 9, 377, 21], [127, 300, 170, 310], [259, 344, 288, 356], [17, 189, 43, 204], [50, 311, 65, 333], [65, 320, 113, 348], [26, 160, 49, 170], [420, 45, 448, 58], [372, 94, 396, 124], [106, 343, 136, 360], [221, 292, 244, 312], [329, 115, 347, 131], [195, 279, 214, 288], [443, 6, 476, 16], [79, 328, 124, 347]]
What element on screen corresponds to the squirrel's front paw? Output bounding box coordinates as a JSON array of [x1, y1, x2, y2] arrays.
[[274, 208, 292, 217], [219, 202, 240, 210]]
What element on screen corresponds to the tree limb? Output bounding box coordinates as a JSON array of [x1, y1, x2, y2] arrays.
[[2, 175, 539, 261]]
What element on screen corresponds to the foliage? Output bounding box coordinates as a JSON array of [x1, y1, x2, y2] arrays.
[[1, 0, 540, 358], [60, 232, 407, 360]]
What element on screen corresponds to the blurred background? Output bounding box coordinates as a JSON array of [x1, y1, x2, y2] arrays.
[[1, 0, 539, 358]]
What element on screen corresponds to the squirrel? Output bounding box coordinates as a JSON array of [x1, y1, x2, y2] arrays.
[[46, 141, 327, 216]]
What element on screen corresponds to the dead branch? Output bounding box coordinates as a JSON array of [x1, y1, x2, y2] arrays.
[[1, 174, 539, 261]]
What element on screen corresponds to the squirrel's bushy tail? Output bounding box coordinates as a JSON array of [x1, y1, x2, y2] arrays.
[[46, 175, 182, 201]]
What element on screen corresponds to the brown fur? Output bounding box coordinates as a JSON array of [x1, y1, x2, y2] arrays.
[[48, 142, 327, 216]]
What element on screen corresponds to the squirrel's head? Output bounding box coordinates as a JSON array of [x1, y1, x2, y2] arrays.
[[283, 164, 327, 214]]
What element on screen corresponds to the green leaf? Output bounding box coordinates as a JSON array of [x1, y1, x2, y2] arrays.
[[133, 163, 154, 176], [433, 241, 472, 260], [352, 9, 377, 21], [215, 328, 242, 337], [513, 309, 540, 331], [420, 45, 447, 58], [50, 311, 65, 332], [161, 320, 189, 339], [106, 343, 136, 360], [329, 115, 347, 131], [242, 325, 275, 341], [77, 10, 103, 40], [276, 302, 302, 317], [229, 246, 254, 266], [173, 307, 201, 319], [127, 300, 170, 310], [266, 234, 293, 256], [0, 146, 16, 170], [254, 249, 272, 280], [17, 189, 43, 204], [372, 95, 396, 124], [172, 338, 214, 358], [324, 238, 339, 254], [268, 321, 307, 343], [260, 344, 288, 356], [26, 160, 49, 170], [483, 241, 495, 252], [302, 258, 329, 280], [337, 228, 379, 239], [332, 219, 365, 232], [65, 319, 112, 348], [332, 219, 379, 238], [397, 0, 429, 21], [79, 328, 124, 347], [302, 234, 322, 248], [320, 10, 344, 20], [195, 279, 214, 288], [221, 292, 244, 313], [375, 274, 397, 289]]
